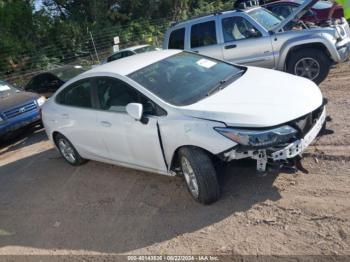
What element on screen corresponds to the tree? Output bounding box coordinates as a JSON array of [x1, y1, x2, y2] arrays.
[[0, 0, 36, 73], [0, 0, 235, 80]]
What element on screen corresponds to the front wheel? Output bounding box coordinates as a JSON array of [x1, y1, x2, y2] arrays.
[[286, 48, 331, 84], [179, 147, 220, 204]]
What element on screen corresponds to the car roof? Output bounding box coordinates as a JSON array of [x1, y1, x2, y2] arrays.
[[170, 7, 261, 28], [105, 45, 150, 60], [171, 10, 235, 27], [266, 0, 332, 7], [85, 50, 182, 76], [113, 45, 150, 54], [26, 65, 88, 84], [265, 0, 302, 5], [123, 44, 150, 51]]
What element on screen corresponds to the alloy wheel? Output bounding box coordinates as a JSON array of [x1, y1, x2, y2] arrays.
[[58, 138, 76, 164], [294, 57, 320, 80], [181, 156, 199, 198]]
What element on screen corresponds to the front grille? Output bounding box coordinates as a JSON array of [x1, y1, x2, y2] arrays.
[[3, 101, 37, 120], [290, 106, 324, 138]]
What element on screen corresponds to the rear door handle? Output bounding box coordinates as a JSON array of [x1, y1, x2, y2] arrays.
[[225, 44, 237, 49], [61, 114, 69, 119], [192, 50, 199, 53], [100, 121, 112, 127]]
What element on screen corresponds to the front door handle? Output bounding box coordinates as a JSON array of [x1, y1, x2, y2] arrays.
[[225, 44, 237, 49], [100, 121, 112, 127], [192, 50, 199, 53], [61, 114, 69, 119]]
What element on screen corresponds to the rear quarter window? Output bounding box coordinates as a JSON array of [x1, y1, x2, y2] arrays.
[[168, 28, 185, 49], [56, 79, 93, 109]]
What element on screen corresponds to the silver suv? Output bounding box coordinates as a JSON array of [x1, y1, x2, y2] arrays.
[[163, 0, 350, 84]]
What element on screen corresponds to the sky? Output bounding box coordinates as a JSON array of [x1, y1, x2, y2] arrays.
[[34, 0, 43, 11]]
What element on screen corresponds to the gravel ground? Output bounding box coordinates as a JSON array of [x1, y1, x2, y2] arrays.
[[0, 63, 349, 256]]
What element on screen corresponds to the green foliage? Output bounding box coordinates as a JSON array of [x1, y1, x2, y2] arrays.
[[0, 0, 35, 72], [0, 0, 234, 79]]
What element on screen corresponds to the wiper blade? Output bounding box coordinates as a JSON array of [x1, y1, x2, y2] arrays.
[[206, 80, 225, 97], [206, 70, 244, 97]]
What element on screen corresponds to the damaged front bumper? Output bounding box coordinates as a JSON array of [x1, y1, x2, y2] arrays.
[[221, 107, 326, 172], [271, 106, 326, 161]]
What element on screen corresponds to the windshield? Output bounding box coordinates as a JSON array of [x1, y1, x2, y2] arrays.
[[0, 80, 18, 97], [128, 52, 244, 106], [295, 0, 332, 9], [249, 8, 282, 30]]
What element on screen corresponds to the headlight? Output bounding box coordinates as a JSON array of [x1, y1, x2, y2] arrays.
[[0, 116, 4, 124], [214, 125, 297, 148], [36, 96, 46, 107], [334, 26, 345, 40], [334, 30, 341, 40]]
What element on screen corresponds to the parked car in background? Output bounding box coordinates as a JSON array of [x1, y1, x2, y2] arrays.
[[0, 80, 45, 139], [24, 65, 88, 98], [264, 0, 344, 25], [103, 45, 159, 63], [163, 0, 350, 84], [42, 50, 326, 204]]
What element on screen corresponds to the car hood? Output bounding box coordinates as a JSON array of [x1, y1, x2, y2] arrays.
[[181, 67, 323, 128], [0, 91, 39, 112], [272, 0, 319, 32]]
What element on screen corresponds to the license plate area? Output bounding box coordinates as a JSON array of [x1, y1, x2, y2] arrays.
[[271, 107, 326, 160]]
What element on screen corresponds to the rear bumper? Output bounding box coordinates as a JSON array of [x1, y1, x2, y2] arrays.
[[0, 110, 41, 136]]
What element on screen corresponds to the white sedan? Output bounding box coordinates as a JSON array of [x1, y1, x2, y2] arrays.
[[103, 45, 159, 64], [42, 50, 326, 204]]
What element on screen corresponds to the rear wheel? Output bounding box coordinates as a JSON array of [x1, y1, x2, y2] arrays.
[[54, 133, 87, 166], [179, 147, 220, 204], [286, 48, 331, 84]]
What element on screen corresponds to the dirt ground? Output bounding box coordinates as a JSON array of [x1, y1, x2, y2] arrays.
[[0, 63, 349, 257]]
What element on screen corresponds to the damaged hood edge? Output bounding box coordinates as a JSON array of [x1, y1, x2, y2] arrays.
[[180, 67, 323, 128]]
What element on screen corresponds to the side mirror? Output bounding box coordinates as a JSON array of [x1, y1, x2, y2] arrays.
[[247, 28, 260, 38], [126, 103, 143, 121]]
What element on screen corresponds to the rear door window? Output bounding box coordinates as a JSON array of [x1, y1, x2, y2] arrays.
[[95, 77, 138, 113], [95, 77, 164, 116], [168, 28, 185, 49], [191, 21, 217, 48]]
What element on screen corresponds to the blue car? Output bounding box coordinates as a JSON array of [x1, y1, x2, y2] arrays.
[[0, 80, 45, 138]]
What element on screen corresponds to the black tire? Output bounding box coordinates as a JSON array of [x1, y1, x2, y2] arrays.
[[286, 48, 331, 84], [54, 133, 88, 166], [179, 147, 220, 204]]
